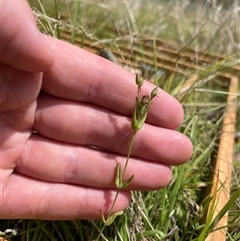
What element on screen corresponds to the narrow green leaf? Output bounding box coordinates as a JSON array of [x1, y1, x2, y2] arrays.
[[105, 211, 124, 226], [137, 112, 148, 130], [136, 230, 165, 238], [121, 174, 135, 188], [115, 163, 122, 188], [209, 188, 240, 232], [99, 209, 107, 225], [131, 106, 139, 131]]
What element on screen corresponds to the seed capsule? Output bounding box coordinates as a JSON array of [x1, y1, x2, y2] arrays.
[[141, 95, 150, 105]]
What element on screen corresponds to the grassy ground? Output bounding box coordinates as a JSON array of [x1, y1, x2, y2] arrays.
[[1, 0, 240, 240]]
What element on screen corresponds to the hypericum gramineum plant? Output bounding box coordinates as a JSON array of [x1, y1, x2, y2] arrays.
[[97, 74, 158, 240]]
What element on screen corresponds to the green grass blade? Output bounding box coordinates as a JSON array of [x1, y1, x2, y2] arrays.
[[208, 188, 240, 233]]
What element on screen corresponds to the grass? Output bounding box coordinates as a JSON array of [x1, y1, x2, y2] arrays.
[[1, 0, 240, 240]]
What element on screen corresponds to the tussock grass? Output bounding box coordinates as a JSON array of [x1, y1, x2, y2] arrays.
[[1, 0, 239, 240]]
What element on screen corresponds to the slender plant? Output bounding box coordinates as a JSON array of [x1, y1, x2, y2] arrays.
[[96, 74, 158, 240]]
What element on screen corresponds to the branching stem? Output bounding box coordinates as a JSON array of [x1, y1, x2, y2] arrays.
[[96, 75, 158, 241]]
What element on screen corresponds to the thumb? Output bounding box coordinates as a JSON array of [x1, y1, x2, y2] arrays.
[[0, 0, 54, 72]]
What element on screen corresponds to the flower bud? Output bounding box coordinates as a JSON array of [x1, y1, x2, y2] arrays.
[[151, 87, 158, 99], [135, 74, 144, 87]]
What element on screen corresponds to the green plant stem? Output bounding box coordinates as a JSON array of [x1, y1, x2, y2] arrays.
[[121, 130, 137, 179], [96, 76, 157, 240], [107, 129, 137, 217], [95, 130, 138, 241]]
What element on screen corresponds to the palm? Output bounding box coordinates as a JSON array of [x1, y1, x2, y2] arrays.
[[1, 65, 41, 184]]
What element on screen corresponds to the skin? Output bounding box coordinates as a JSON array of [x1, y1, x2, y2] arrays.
[[0, 0, 193, 220]]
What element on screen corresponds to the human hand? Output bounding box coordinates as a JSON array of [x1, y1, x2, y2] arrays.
[[0, 0, 192, 220]]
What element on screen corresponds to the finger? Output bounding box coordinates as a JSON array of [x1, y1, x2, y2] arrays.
[[34, 94, 193, 165], [1, 174, 130, 220], [0, 0, 54, 72], [0, 63, 42, 112], [42, 36, 183, 129], [16, 135, 172, 190]]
